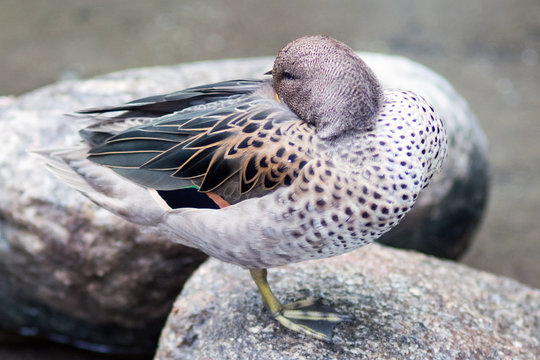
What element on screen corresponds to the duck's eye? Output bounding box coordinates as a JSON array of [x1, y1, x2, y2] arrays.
[[283, 71, 295, 80]]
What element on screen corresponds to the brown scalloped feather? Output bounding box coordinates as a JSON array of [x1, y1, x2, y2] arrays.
[[85, 82, 316, 204]]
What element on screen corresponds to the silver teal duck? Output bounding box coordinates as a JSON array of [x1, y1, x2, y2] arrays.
[[38, 35, 447, 340]]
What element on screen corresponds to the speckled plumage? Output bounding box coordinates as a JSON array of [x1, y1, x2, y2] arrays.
[[148, 88, 446, 269], [39, 35, 446, 270]]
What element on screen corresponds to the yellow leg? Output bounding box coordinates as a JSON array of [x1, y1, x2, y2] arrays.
[[250, 269, 352, 341]]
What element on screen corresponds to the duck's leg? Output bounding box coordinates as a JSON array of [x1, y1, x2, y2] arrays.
[[250, 269, 352, 341]]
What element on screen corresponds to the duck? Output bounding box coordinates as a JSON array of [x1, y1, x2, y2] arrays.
[[37, 35, 447, 341]]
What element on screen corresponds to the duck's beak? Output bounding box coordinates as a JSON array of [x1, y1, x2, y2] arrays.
[[264, 70, 272, 76]]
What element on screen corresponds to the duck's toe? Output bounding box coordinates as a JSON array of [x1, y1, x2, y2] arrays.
[[275, 298, 352, 341]]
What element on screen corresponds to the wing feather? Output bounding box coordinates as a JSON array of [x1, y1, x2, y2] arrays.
[[82, 80, 316, 204], [79, 80, 262, 115]]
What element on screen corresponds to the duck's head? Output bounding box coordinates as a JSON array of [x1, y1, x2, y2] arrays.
[[272, 35, 383, 140]]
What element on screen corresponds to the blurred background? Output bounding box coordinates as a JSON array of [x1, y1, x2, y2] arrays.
[[1, 0, 539, 358]]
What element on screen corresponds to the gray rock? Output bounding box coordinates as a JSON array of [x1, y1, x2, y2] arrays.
[[155, 244, 540, 360], [0, 62, 235, 353], [0, 54, 487, 353]]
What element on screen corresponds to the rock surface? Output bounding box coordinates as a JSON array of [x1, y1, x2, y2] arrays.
[[155, 244, 540, 360], [0, 54, 487, 353], [0, 63, 227, 352]]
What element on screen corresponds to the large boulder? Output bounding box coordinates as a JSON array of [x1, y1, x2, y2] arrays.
[[0, 54, 487, 353], [155, 244, 540, 360]]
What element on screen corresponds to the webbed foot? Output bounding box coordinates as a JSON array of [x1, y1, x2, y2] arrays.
[[275, 298, 352, 340], [250, 269, 352, 341]]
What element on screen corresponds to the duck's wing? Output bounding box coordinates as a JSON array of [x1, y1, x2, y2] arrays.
[[82, 80, 315, 206], [79, 79, 263, 116]]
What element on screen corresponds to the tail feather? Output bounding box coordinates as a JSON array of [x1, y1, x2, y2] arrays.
[[31, 146, 171, 227], [32, 146, 98, 196]]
